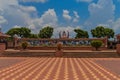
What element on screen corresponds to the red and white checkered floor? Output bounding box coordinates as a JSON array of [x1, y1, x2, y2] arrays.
[[0, 57, 120, 80]]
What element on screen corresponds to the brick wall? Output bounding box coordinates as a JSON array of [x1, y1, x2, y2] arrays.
[[0, 43, 5, 51]]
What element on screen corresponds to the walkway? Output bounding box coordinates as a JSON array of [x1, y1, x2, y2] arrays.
[[0, 57, 120, 80]]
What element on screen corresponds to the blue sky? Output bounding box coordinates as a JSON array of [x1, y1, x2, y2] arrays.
[[0, 0, 120, 38]]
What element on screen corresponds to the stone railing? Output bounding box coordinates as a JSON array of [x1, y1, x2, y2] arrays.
[[17, 38, 107, 47], [14, 37, 108, 50]]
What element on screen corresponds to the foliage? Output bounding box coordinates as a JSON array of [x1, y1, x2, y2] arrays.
[[91, 40, 103, 50], [6, 27, 31, 38], [6, 28, 20, 37], [29, 34, 38, 38], [91, 26, 114, 38], [56, 42, 63, 50], [104, 28, 114, 38], [74, 28, 89, 38], [38, 26, 54, 38], [19, 27, 31, 38], [21, 41, 28, 49]]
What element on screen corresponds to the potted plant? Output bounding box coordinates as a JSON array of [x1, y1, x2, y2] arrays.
[[55, 42, 63, 57], [91, 40, 103, 51], [21, 41, 28, 50]]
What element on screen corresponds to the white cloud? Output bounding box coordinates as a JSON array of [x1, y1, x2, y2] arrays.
[[19, 0, 48, 3], [85, 0, 120, 34], [20, 6, 37, 12], [85, 0, 115, 28], [40, 9, 58, 26], [112, 18, 120, 33], [73, 11, 80, 22], [73, 18, 79, 23], [62, 10, 80, 22], [13, 25, 21, 28], [63, 10, 72, 21], [97, 24, 110, 27], [0, 0, 38, 30], [27, 9, 58, 33], [0, 0, 82, 37], [0, 1, 58, 33], [0, 16, 7, 24], [76, 0, 93, 3], [73, 11, 79, 18]]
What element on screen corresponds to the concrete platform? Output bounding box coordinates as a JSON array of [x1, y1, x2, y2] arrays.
[[0, 49, 119, 58]]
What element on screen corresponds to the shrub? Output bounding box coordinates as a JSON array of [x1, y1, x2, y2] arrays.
[[21, 41, 28, 49], [91, 40, 103, 50], [56, 42, 63, 50]]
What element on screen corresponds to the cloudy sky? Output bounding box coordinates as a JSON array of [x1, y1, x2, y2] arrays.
[[0, 0, 120, 38]]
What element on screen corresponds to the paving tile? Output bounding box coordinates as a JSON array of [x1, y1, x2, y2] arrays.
[[0, 57, 120, 80]]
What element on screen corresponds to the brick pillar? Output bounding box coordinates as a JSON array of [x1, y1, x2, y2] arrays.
[[14, 37, 18, 48], [103, 37, 108, 48], [105, 36, 108, 47], [116, 44, 120, 54], [116, 34, 120, 43], [0, 43, 5, 51]]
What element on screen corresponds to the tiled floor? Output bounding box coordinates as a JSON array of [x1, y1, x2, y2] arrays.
[[0, 57, 120, 80]]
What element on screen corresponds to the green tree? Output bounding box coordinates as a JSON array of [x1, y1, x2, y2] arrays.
[[21, 41, 28, 49], [38, 26, 54, 38], [29, 34, 38, 38], [6, 28, 20, 37], [91, 26, 114, 38], [74, 28, 89, 38], [104, 28, 114, 38], [19, 27, 31, 38], [91, 40, 103, 51], [6, 27, 31, 38]]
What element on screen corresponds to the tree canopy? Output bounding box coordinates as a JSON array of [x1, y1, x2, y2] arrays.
[[6, 27, 31, 38], [104, 28, 114, 38], [29, 34, 38, 38], [74, 28, 89, 38], [6, 26, 115, 39], [91, 40, 103, 51], [91, 26, 114, 38], [38, 26, 54, 38]]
